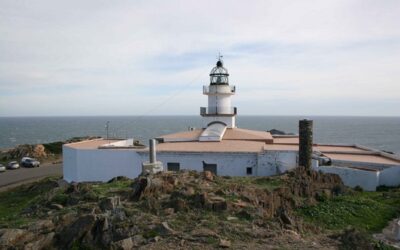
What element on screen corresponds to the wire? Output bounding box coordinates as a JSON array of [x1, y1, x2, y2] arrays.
[[110, 66, 209, 138]]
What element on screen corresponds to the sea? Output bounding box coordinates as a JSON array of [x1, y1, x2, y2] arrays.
[[0, 116, 399, 155]]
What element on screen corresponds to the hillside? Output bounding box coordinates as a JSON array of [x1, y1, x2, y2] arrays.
[[0, 169, 399, 249]]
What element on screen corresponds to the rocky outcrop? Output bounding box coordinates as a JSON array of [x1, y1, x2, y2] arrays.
[[2, 144, 47, 160], [1, 169, 345, 249]]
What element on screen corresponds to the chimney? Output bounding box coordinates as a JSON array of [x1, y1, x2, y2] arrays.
[[298, 119, 313, 169]]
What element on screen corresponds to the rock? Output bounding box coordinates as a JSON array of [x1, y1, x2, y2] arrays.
[[191, 228, 218, 237], [50, 203, 63, 210], [33, 144, 47, 158], [219, 239, 231, 248], [57, 179, 69, 188], [203, 171, 214, 181], [132, 234, 145, 246], [24, 232, 55, 250], [227, 216, 238, 221], [59, 212, 77, 228], [28, 219, 55, 232], [112, 208, 127, 222], [131, 177, 149, 201], [99, 196, 120, 211], [111, 237, 134, 250], [57, 214, 96, 248], [0, 229, 26, 246], [158, 222, 177, 235], [164, 207, 175, 216], [184, 186, 195, 196], [96, 216, 110, 232], [205, 196, 227, 211], [279, 209, 294, 226], [173, 198, 187, 212]]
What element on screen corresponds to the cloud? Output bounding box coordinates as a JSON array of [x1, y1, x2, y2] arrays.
[[0, 0, 399, 116]]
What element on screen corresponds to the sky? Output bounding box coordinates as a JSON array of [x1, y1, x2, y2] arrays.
[[0, 0, 399, 116]]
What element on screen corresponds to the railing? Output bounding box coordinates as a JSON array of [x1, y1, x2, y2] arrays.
[[203, 85, 235, 95], [200, 107, 237, 116]]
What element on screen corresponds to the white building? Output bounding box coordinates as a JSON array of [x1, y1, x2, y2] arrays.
[[63, 59, 400, 191]]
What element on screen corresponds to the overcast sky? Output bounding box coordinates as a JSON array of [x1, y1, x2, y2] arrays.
[[1, 0, 399, 116]]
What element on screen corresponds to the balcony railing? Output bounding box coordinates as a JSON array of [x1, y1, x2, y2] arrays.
[[203, 85, 235, 95], [200, 107, 237, 116]]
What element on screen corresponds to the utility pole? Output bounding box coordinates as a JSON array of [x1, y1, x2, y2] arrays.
[[105, 121, 110, 139]]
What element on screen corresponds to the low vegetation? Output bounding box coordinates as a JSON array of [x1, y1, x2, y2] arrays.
[[297, 189, 400, 233], [0, 177, 59, 227]]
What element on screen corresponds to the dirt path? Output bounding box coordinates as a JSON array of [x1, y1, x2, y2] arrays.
[[0, 163, 62, 191]]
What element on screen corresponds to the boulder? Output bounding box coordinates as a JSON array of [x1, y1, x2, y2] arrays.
[[203, 171, 214, 181], [219, 239, 231, 248], [132, 235, 145, 246], [158, 222, 177, 235], [99, 196, 120, 211], [24, 232, 55, 250], [28, 219, 55, 233], [57, 214, 96, 248], [0, 229, 26, 246], [111, 237, 134, 250], [204, 196, 227, 211], [33, 144, 47, 158], [50, 203, 63, 210]]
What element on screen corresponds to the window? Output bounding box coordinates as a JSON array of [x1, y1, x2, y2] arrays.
[[246, 167, 253, 175], [167, 162, 180, 172], [203, 161, 217, 175]]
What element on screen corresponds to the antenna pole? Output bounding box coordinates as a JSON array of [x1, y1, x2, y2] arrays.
[[105, 121, 110, 139]]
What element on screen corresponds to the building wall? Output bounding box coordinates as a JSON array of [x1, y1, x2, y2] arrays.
[[153, 152, 257, 176], [316, 165, 380, 191], [256, 151, 297, 176], [379, 166, 400, 187], [63, 145, 78, 182], [63, 147, 143, 182]]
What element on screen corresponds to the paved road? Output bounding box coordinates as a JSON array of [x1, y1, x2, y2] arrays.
[[0, 163, 62, 191]]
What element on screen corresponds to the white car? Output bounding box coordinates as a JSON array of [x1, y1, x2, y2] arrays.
[[21, 157, 40, 168], [0, 164, 5, 173], [7, 161, 20, 170]]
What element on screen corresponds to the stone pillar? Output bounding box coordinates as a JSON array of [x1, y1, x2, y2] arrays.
[[149, 139, 156, 163], [142, 139, 163, 174], [299, 119, 313, 169]]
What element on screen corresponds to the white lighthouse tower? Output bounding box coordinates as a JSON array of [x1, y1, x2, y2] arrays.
[[200, 57, 237, 128]]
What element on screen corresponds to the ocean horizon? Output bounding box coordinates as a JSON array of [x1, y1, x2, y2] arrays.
[[1, 115, 399, 155]]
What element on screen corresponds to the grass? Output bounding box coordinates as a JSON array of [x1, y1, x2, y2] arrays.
[[217, 176, 284, 191], [90, 179, 133, 197], [297, 189, 400, 233], [0, 177, 58, 227]]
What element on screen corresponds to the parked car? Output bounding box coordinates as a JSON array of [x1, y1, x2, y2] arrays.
[[7, 161, 20, 170], [0, 164, 5, 173], [21, 157, 40, 168]]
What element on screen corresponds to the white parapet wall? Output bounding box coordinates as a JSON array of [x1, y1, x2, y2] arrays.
[[379, 166, 400, 187], [63, 145, 143, 182], [316, 165, 380, 191]]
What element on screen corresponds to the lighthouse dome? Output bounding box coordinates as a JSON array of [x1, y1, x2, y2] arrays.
[[209, 60, 229, 85]]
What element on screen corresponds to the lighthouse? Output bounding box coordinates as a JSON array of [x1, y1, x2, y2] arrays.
[[200, 57, 237, 128]]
